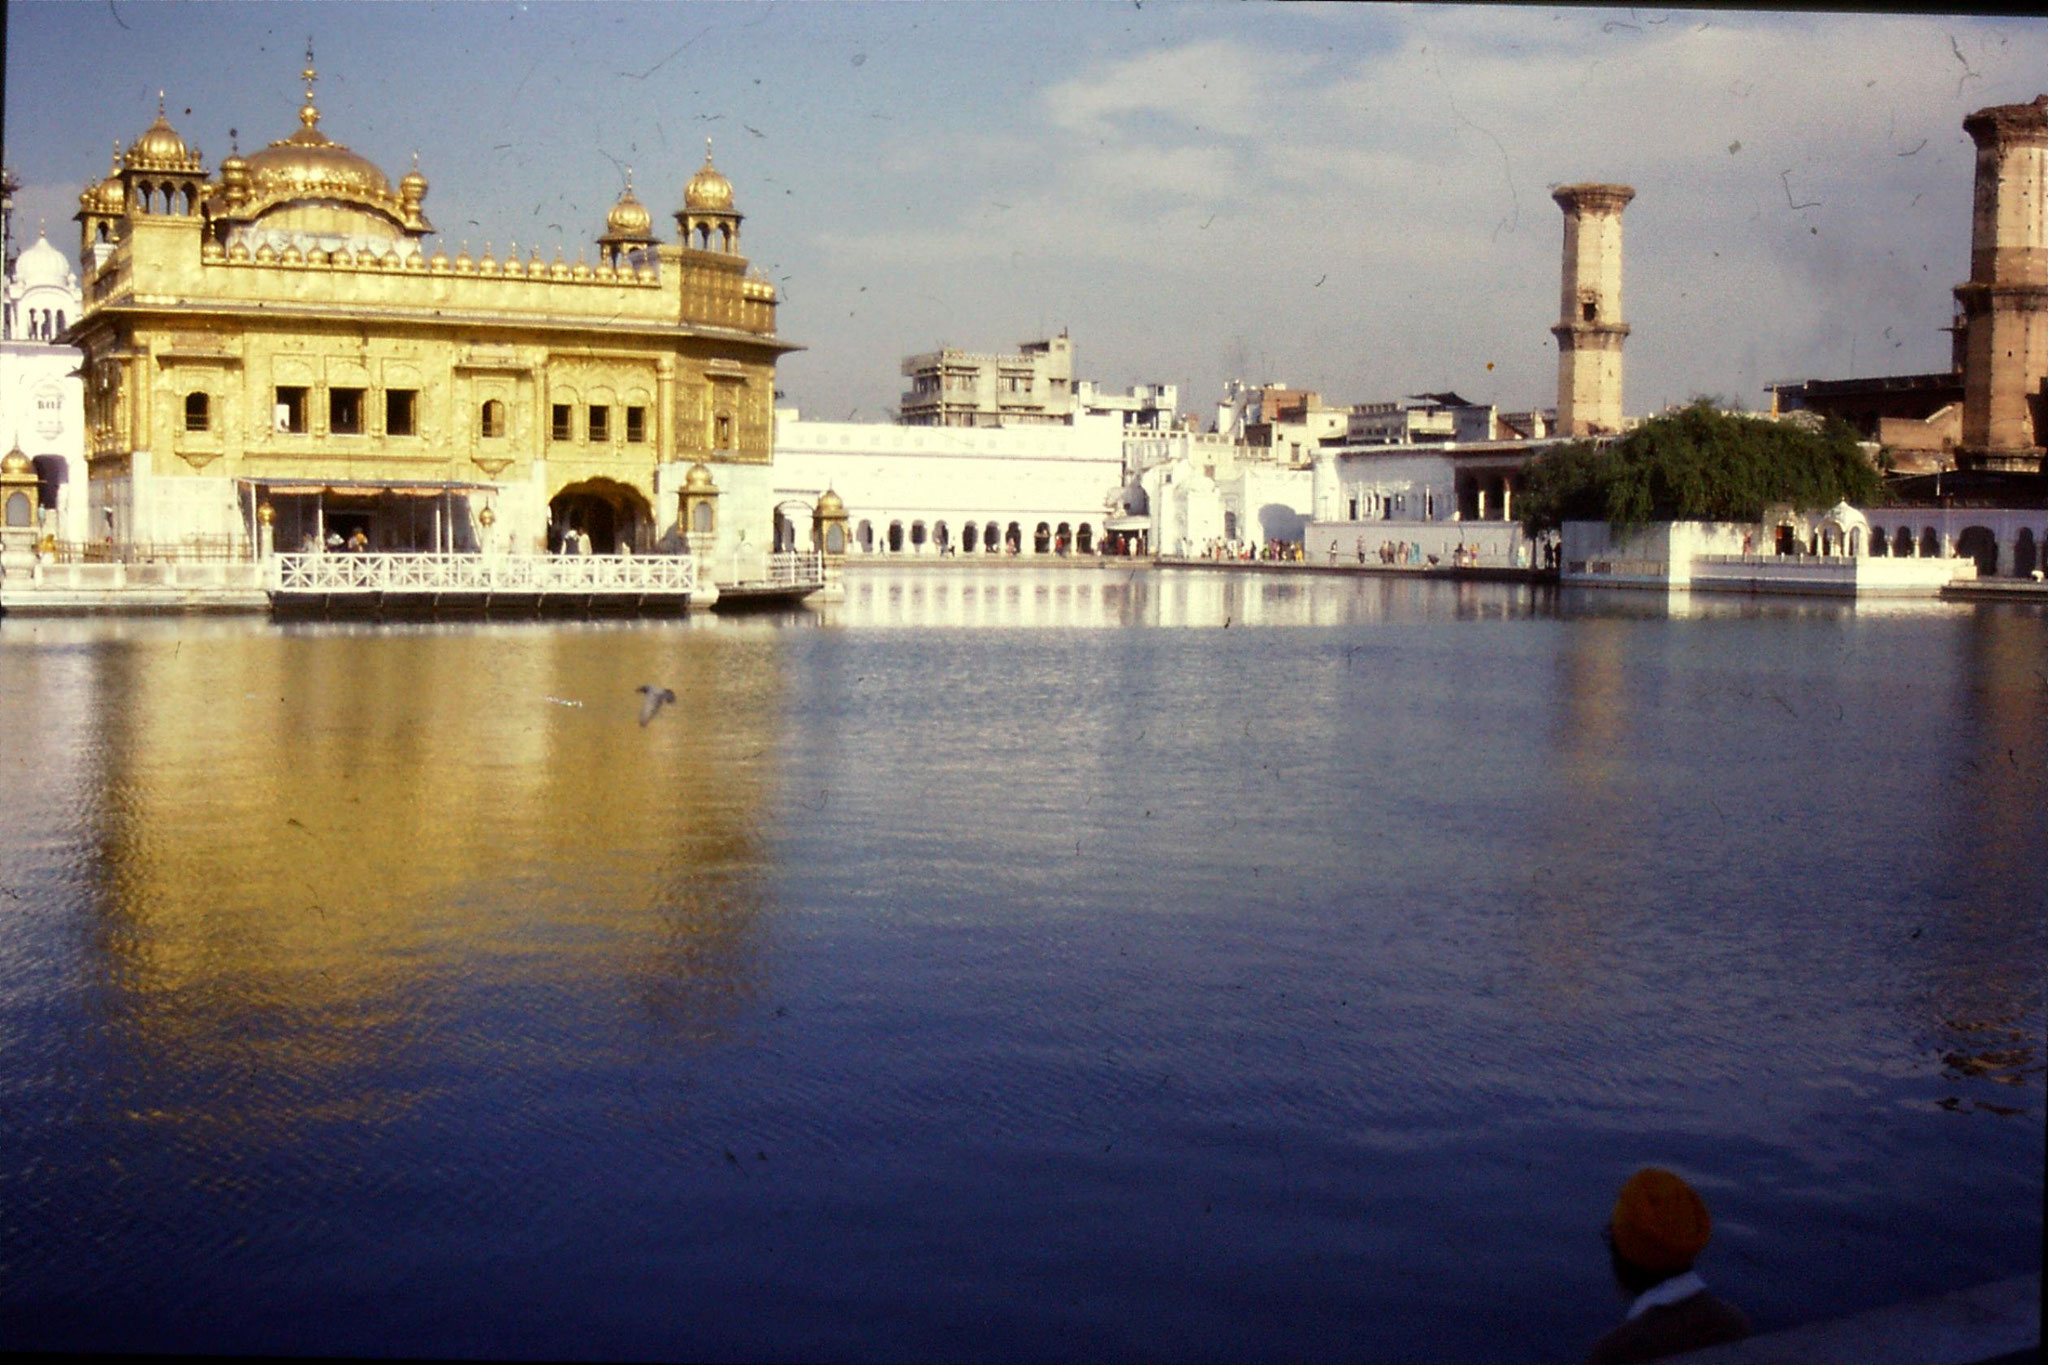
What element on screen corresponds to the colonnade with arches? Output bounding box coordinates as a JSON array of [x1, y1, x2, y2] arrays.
[[1863, 515, 2048, 579], [846, 516, 1105, 557]]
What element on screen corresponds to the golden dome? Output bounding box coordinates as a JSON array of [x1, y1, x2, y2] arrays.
[[1, 447, 33, 477], [683, 462, 718, 492], [246, 127, 394, 204], [230, 50, 429, 233], [125, 95, 203, 172], [816, 488, 845, 515], [605, 173, 655, 240], [683, 140, 735, 212]]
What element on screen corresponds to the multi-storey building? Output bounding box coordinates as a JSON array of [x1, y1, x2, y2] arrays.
[[899, 334, 1074, 427]]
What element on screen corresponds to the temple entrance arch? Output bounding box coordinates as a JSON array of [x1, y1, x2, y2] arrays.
[[549, 477, 653, 553]]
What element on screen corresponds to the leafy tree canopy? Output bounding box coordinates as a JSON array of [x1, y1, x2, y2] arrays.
[[1518, 400, 1885, 532]]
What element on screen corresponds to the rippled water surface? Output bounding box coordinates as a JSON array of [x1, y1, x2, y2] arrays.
[[3, 568, 2043, 1362]]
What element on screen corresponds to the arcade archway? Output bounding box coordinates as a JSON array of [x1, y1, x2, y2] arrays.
[[549, 477, 654, 553]]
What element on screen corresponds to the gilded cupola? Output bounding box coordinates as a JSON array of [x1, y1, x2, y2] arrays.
[[675, 140, 744, 257], [683, 143, 735, 212], [124, 95, 204, 174], [598, 169, 659, 266]]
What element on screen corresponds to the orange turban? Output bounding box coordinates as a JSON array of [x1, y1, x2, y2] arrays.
[[1610, 1167, 1712, 1275]]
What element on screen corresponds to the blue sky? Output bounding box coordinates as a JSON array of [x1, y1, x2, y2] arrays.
[[7, 3, 2046, 423]]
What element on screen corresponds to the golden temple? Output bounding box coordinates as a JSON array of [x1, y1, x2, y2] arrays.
[[69, 50, 797, 560]]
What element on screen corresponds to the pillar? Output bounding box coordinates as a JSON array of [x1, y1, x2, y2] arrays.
[[1552, 183, 1635, 437], [1955, 94, 2048, 473]]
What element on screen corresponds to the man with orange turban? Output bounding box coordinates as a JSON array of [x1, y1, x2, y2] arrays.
[[1587, 1167, 1750, 1364]]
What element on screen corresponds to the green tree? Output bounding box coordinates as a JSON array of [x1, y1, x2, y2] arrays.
[[1518, 401, 1885, 533]]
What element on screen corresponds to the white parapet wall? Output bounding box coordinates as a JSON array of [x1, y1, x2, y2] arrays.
[[1561, 520, 1973, 595]]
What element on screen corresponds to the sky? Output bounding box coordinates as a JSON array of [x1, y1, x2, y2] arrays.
[[5, 2, 2045, 424]]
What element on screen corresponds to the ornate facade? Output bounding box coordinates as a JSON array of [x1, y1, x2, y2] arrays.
[[67, 58, 796, 567]]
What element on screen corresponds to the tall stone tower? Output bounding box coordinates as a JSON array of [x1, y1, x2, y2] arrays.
[[1955, 95, 2048, 473], [1551, 183, 1635, 437]]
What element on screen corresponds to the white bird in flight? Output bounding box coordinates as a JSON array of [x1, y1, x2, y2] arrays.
[[637, 684, 677, 726]]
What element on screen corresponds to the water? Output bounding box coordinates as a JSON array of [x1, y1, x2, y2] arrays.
[[2, 568, 2042, 1362]]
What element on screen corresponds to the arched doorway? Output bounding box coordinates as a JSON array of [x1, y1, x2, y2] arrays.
[[888, 520, 905, 553], [857, 519, 873, 553], [987, 521, 1002, 554], [934, 521, 950, 554], [2014, 528, 2037, 578], [1869, 528, 1888, 558], [1005, 522, 1022, 554], [1920, 527, 1940, 558], [1077, 524, 1094, 555], [962, 522, 979, 554], [1055, 522, 1071, 555], [1894, 526, 1913, 557], [550, 477, 653, 553], [1033, 522, 1051, 554], [1956, 526, 1999, 577]]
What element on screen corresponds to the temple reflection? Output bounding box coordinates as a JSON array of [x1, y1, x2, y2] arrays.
[[44, 620, 785, 1134]]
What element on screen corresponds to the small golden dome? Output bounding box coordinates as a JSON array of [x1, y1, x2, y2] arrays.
[[683, 140, 735, 212], [683, 462, 717, 492], [816, 488, 845, 515], [1, 447, 33, 477], [400, 153, 428, 199], [606, 182, 654, 239], [126, 95, 202, 172]]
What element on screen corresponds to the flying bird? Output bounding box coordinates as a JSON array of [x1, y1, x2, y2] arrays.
[[637, 684, 677, 726]]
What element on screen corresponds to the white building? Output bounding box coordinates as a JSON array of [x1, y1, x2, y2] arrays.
[[0, 231, 88, 546], [770, 410, 1128, 556], [1076, 380, 1179, 431]]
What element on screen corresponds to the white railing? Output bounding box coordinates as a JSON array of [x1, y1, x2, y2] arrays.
[[271, 552, 697, 594], [764, 551, 824, 588]]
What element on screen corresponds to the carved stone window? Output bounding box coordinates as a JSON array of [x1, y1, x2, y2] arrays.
[[184, 392, 210, 432], [330, 387, 365, 435], [480, 399, 506, 439], [625, 406, 646, 443], [588, 405, 610, 443], [275, 386, 308, 434], [552, 404, 573, 442], [387, 390, 418, 437]]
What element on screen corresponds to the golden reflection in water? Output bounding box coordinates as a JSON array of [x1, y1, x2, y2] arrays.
[[72, 623, 784, 1131]]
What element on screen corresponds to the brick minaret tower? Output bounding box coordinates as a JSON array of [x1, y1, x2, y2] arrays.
[[1552, 183, 1635, 437], [1955, 95, 2048, 473]]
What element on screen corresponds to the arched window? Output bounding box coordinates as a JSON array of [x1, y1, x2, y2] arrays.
[[1920, 527, 1940, 558], [1034, 522, 1051, 554], [1869, 527, 1888, 558], [4, 491, 32, 527], [1894, 527, 1912, 557], [480, 399, 506, 439], [184, 392, 210, 432], [692, 501, 714, 533], [910, 520, 927, 549], [888, 520, 905, 553], [857, 519, 873, 553], [986, 521, 1001, 553], [2013, 528, 2037, 578], [53, 310, 65, 335], [825, 523, 845, 554], [962, 523, 979, 554]]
